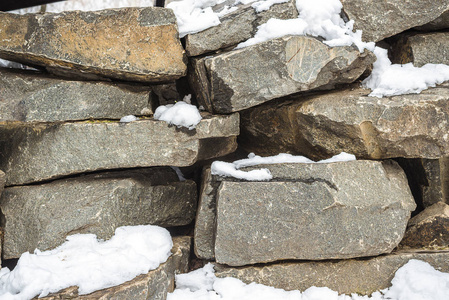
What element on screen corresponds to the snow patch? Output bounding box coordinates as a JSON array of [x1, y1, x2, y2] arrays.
[[154, 95, 202, 130], [119, 115, 139, 122], [211, 152, 356, 181], [0, 225, 173, 300]]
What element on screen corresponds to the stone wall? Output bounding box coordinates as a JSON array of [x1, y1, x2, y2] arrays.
[[1, 1, 449, 298]]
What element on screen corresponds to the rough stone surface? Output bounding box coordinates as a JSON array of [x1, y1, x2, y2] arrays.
[[39, 236, 191, 300], [0, 169, 4, 195], [189, 35, 375, 113], [240, 83, 449, 160], [0, 68, 154, 123], [0, 8, 186, 82], [341, 0, 449, 42], [0, 113, 239, 186], [196, 161, 415, 265], [415, 9, 449, 31], [184, 0, 298, 56], [390, 32, 449, 67], [399, 202, 449, 250], [0, 168, 196, 259], [214, 250, 449, 295]]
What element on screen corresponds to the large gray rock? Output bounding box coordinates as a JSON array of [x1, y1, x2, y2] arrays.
[[415, 9, 449, 31], [39, 236, 191, 300], [214, 250, 449, 295], [184, 0, 298, 56], [390, 32, 449, 67], [0, 8, 186, 82], [0, 168, 196, 259], [189, 35, 375, 113], [0, 113, 239, 186], [341, 0, 449, 42], [0, 169, 4, 195], [240, 83, 449, 160], [195, 160, 415, 265], [0, 68, 154, 123]]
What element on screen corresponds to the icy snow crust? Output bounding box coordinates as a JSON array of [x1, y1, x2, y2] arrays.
[[168, 260, 449, 300], [211, 152, 356, 181], [0, 225, 173, 300], [154, 95, 203, 130]]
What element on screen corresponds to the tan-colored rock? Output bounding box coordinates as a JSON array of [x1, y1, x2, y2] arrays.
[[214, 250, 449, 295], [240, 83, 449, 160], [399, 202, 449, 250], [39, 236, 191, 300], [0, 8, 186, 82]]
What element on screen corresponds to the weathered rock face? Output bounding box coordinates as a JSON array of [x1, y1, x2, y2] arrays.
[[399, 202, 449, 250], [415, 9, 449, 31], [184, 0, 298, 56], [390, 32, 449, 67], [0, 8, 186, 82], [240, 84, 449, 160], [0, 168, 196, 259], [195, 161, 415, 265], [0, 68, 154, 123], [39, 236, 191, 300], [0, 113, 239, 185], [189, 35, 375, 113], [0, 169, 4, 195], [341, 0, 449, 42], [214, 250, 449, 295]]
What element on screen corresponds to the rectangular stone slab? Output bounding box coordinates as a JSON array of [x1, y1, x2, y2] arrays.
[[0, 68, 154, 123], [0, 8, 186, 82], [214, 250, 449, 295], [189, 35, 375, 113], [196, 160, 415, 265], [240, 83, 449, 160], [0, 113, 239, 185], [0, 168, 196, 259], [39, 236, 191, 300]]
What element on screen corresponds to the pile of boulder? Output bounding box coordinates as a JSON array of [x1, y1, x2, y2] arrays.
[[0, 0, 449, 298]]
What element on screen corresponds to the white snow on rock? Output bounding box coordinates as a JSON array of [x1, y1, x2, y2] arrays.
[[211, 152, 356, 181], [154, 95, 202, 130], [168, 260, 449, 300], [119, 115, 139, 122], [0, 225, 173, 300]]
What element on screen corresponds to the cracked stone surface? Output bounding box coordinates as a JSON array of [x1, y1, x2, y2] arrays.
[[39, 236, 191, 300], [195, 160, 415, 265], [0, 68, 154, 123], [0, 168, 196, 259], [189, 35, 375, 113], [240, 83, 449, 160], [341, 0, 449, 42], [0, 113, 239, 186], [184, 0, 298, 56], [214, 250, 449, 295], [0, 8, 186, 82], [390, 32, 449, 67]]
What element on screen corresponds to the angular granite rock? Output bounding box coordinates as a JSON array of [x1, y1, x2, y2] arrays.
[[415, 9, 449, 31], [0, 8, 186, 82], [184, 0, 298, 56], [399, 202, 449, 250], [341, 0, 449, 42], [0, 68, 154, 123], [390, 32, 449, 67], [240, 83, 449, 160], [0, 168, 196, 259], [214, 250, 449, 295], [39, 236, 191, 300], [196, 160, 415, 265], [0, 113, 239, 186], [189, 35, 375, 113]]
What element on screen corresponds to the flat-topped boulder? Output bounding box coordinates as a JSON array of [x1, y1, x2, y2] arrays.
[[39, 236, 191, 300], [195, 160, 415, 265], [214, 250, 449, 295], [189, 35, 375, 113], [0, 8, 186, 82], [184, 0, 298, 56], [240, 83, 449, 160], [0, 168, 196, 259], [0, 68, 154, 123], [0, 113, 239, 186], [391, 32, 449, 67], [341, 0, 449, 42]]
